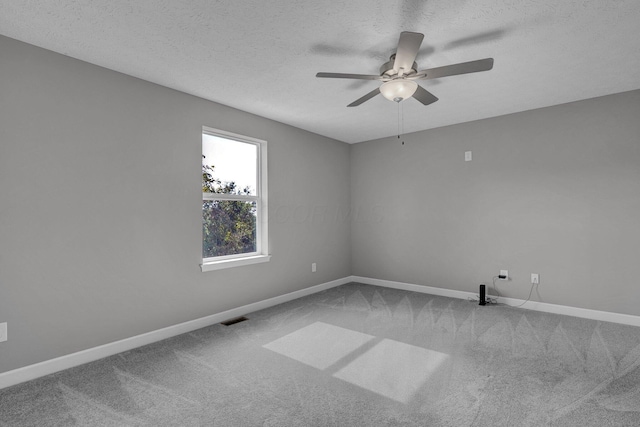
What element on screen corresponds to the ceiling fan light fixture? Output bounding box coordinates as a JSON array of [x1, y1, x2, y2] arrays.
[[380, 79, 418, 103]]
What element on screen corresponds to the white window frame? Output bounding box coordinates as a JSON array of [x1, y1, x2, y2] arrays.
[[201, 126, 269, 272]]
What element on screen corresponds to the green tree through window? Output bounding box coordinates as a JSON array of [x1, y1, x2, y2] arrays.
[[202, 158, 257, 258]]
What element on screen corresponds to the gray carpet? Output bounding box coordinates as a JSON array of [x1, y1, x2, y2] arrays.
[[2, 282, 640, 426]]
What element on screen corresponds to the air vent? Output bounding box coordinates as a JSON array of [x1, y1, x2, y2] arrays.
[[220, 316, 248, 326]]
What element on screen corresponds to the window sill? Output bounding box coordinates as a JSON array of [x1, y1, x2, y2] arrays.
[[201, 255, 271, 272]]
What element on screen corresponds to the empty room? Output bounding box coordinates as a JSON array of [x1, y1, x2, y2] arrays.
[[1, 1, 640, 426]]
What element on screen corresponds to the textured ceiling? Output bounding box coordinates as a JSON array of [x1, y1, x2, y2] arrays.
[[1, 0, 640, 143]]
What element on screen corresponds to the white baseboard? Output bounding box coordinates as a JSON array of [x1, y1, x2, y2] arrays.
[[0, 276, 350, 390], [4, 274, 640, 390], [350, 275, 640, 328], [350, 276, 475, 300]]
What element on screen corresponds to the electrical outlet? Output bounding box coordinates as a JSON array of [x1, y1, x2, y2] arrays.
[[499, 270, 509, 280], [531, 273, 539, 284], [311, 263, 317, 273], [0, 323, 7, 343]]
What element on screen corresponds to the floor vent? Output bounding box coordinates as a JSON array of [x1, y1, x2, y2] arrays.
[[221, 316, 248, 326]]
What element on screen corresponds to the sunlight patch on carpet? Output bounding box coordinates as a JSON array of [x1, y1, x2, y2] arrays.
[[333, 339, 448, 403], [263, 322, 375, 370], [264, 322, 448, 403]]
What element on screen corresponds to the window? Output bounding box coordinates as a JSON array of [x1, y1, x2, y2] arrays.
[[201, 127, 269, 271]]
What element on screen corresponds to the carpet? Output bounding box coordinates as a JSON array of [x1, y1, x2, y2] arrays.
[[2, 282, 640, 426]]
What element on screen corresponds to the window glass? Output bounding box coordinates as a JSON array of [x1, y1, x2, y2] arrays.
[[201, 128, 267, 268], [202, 200, 256, 258], [202, 134, 257, 196]]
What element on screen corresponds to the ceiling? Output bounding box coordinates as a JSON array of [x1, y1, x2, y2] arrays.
[[1, 1, 640, 144]]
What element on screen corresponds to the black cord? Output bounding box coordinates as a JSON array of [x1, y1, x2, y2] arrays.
[[473, 277, 538, 308], [492, 276, 502, 301], [514, 283, 538, 307]]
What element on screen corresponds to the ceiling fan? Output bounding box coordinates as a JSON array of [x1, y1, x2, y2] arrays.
[[316, 32, 494, 107]]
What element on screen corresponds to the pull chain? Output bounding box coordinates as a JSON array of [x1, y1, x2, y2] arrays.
[[401, 101, 404, 145], [397, 102, 405, 145], [397, 102, 400, 140]]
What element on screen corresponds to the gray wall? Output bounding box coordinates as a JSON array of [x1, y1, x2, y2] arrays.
[[351, 90, 640, 316], [0, 36, 351, 374], [2, 33, 640, 376]]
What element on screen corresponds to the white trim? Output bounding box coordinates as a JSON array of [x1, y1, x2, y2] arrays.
[[492, 296, 640, 326], [351, 276, 474, 300], [201, 254, 271, 272], [202, 126, 266, 145], [202, 193, 259, 201], [201, 126, 269, 267], [257, 136, 268, 256], [350, 275, 640, 328], [0, 276, 350, 390], [4, 275, 640, 390]]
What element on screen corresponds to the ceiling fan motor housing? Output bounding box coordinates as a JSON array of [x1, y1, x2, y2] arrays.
[[380, 55, 418, 77]]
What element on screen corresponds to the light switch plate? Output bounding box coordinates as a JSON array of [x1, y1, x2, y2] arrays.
[[465, 151, 472, 161]]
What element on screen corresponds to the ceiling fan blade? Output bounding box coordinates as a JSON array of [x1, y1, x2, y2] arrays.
[[347, 88, 381, 107], [417, 58, 494, 80], [393, 32, 424, 74], [412, 85, 439, 106], [316, 72, 382, 80]]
